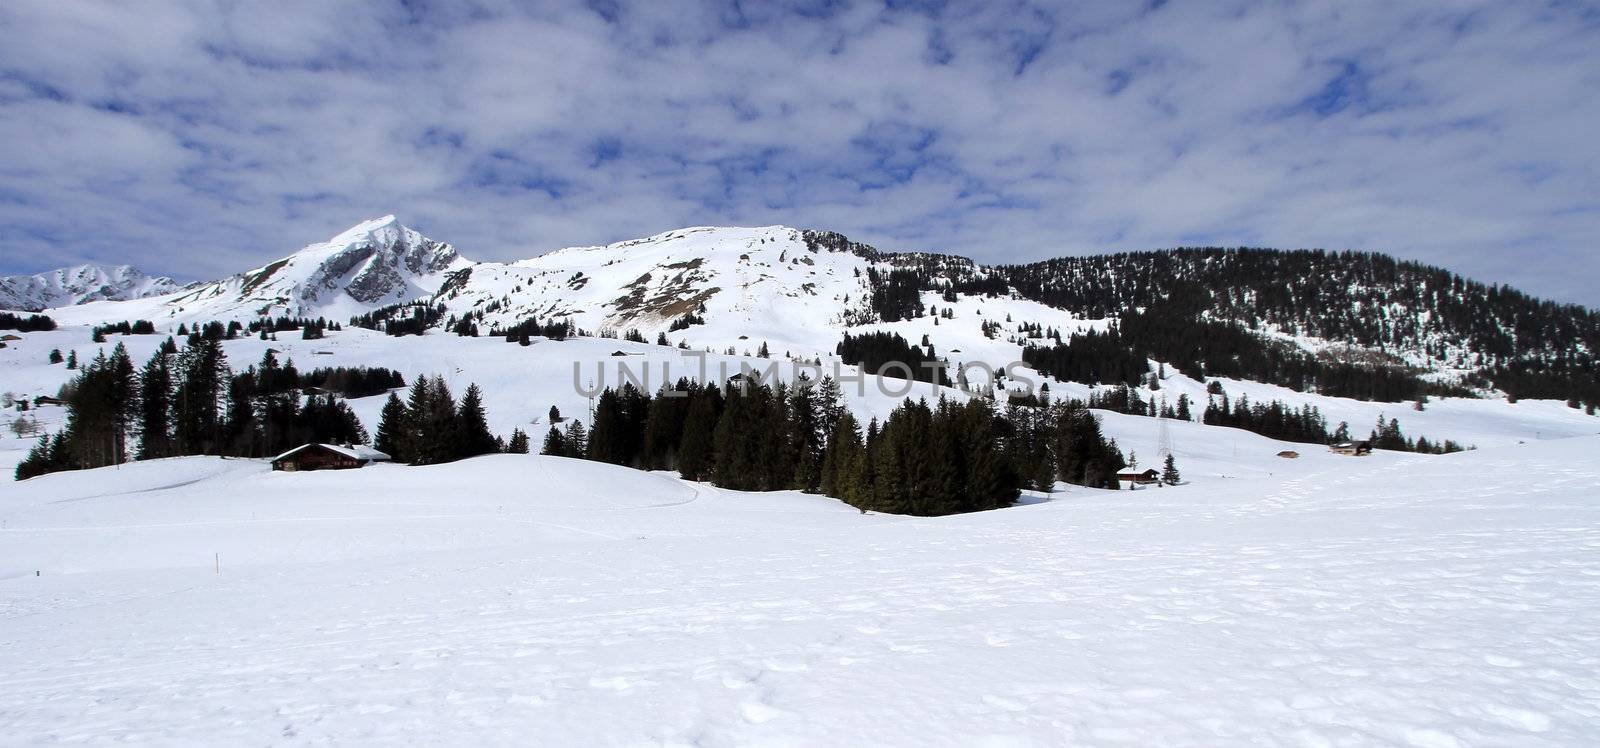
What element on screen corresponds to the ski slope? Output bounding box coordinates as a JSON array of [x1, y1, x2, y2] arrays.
[[2, 437, 1598, 745]]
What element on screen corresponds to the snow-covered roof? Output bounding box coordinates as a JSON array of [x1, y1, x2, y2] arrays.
[[271, 443, 391, 463]]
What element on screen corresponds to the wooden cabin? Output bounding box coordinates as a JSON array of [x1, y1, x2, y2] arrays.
[[1116, 467, 1161, 485], [1328, 441, 1373, 457], [271, 443, 391, 472]]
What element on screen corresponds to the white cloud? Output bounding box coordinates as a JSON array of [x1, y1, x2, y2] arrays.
[[0, 0, 1595, 305]]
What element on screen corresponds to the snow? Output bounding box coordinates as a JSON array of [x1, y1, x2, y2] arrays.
[[0, 264, 180, 312], [39, 216, 468, 327], [3, 434, 1598, 744]]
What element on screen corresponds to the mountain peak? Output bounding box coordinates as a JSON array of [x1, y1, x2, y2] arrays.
[[324, 214, 406, 248]]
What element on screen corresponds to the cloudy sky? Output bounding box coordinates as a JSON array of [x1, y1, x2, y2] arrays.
[[2, 0, 1597, 304]]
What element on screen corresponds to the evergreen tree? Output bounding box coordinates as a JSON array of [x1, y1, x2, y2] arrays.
[[506, 427, 530, 454], [1162, 454, 1181, 485], [398, 378, 431, 462], [540, 425, 565, 456], [788, 382, 822, 492], [587, 388, 631, 465], [819, 410, 863, 499], [561, 419, 588, 459], [712, 388, 757, 489], [374, 392, 407, 461], [455, 383, 498, 459], [420, 376, 460, 465], [14, 435, 56, 480], [135, 348, 174, 460], [172, 337, 228, 455], [641, 381, 692, 470], [252, 349, 299, 457], [675, 388, 719, 481]]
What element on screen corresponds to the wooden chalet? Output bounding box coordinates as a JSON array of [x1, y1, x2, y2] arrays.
[[1116, 467, 1161, 485], [271, 443, 391, 472], [1328, 441, 1373, 456]]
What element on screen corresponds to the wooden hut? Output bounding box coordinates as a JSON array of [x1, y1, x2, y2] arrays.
[[1116, 467, 1161, 485], [271, 444, 391, 472], [1328, 441, 1373, 456]]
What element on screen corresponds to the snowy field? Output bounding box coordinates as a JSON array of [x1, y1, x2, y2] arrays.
[[3, 436, 1598, 745]]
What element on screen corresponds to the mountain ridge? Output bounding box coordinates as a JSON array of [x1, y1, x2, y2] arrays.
[[22, 216, 1600, 409], [0, 264, 183, 312]]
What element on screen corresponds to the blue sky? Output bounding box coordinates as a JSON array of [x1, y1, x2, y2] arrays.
[[1, 0, 1598, 305]]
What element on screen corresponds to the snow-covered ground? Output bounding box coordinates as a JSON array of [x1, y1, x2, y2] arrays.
[[2, 435, 1598, 745]]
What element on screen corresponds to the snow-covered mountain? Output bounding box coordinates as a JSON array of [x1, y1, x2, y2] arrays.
[[30, 215, 1600, 408], [439, 226, 880, 346], [46, 215, 471, 325], [0, 264, 182, 312]]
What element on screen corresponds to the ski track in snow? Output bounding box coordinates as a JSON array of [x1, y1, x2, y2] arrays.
[[1, 442, 1598, 745]]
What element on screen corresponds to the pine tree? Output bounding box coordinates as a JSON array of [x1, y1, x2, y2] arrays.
[[561, 419, 588, 459], [641, 382, 691, 470], [923, 400, 965, 513], [374, 391, 407, 461], [173, 337, 228, 455], [420, 376, 459, 464], [506, 427, 530, 454], [587, 389, 630, 465], [135, 348, 173, 460], [455, 383, 498, 459], [540, 425, 565, 456], [48, 349, 62, 365], [675, 388, 718, 481], [960, 400, 1017, 510], [712, 388, 753, 489], [14, 435, 55, 480], [400, 378, 432, 463], [866, 416, 906, 514], [819, 410, 862, 499], [252, 349, 297, 457], [1162, 453, 1180, 485]]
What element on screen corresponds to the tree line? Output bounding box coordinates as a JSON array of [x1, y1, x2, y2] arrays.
[[1200, 387, 1466, 454], [540, 377, 1134, 516], [372, 378, 515, 465], [15, 337, 373, 479], [836, 331, 949, 386], [0, 312, 56, 332]]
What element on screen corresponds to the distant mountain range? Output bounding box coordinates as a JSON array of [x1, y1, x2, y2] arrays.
[[12, 216, 1599, 408], [0, 264, 182, 312]]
